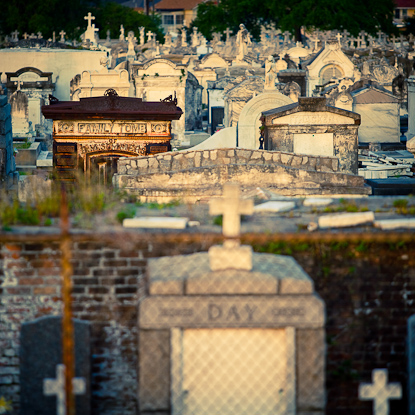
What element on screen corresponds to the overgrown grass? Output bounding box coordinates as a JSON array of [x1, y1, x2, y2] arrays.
[[0, 179, 135, 230]]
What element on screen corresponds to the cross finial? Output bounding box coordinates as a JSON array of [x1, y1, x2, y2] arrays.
[[209, 182, 253, 240], [59, 30, 66, 42], [44, 364, 86, 415], [359, 369, 402, 415], [84, 12, 95, 28], [208, 183, 254, 271]]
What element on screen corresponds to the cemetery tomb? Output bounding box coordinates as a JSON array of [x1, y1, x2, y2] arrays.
[[261, 97, 360, 175], [6, 67, 55, 136], [41, 90, 182, 182], [138, 183, 326, 415]]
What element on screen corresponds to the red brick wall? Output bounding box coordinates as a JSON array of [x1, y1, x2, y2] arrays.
[[1, 233, 414, 415]]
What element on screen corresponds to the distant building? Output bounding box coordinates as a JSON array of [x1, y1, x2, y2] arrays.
[[155, 0, 205, 33], [394, 0, 415, 28]]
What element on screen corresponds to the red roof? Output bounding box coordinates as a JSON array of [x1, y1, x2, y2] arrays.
[[155, 0, 203, 10], [395, 0, 415, 8]]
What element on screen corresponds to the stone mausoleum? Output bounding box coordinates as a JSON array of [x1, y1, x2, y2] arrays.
[[41, 89, 182, 182]]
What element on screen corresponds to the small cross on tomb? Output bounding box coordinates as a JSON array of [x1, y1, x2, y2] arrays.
[[147, 30, 153, 43], [208, 183, 254, 271], [377, 30, 383, 43], [43, 364, 86, 415], [84, 12, 95, 28], [224, 27, 233, 42], [59, 30, 66, 42], [23, 32, 29, 40], [359, 369, 402, 415], [342, 29, 350, 39], [209, 182, 253, 239], [336, 33, 342, 45], [37, 32, 43, 39], [11, 30, 19, 41]]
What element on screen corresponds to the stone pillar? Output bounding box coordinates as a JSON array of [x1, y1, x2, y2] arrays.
[[0, 90, 17, 189], [406, 76, 415, 155]]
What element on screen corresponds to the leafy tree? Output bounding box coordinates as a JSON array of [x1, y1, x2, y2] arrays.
[[192, 0, 397, 42], [92, 2, 163, 43], [0, 0, 163, 43]]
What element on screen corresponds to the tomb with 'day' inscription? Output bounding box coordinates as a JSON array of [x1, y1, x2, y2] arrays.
[[138, 182, 326, 415]]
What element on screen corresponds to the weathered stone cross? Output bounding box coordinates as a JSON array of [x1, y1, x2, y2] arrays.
[[224, 27, 233, 42], [43, 364, 86, 415], [59, 30, 66, 42], [208, 182, 254, 271], [358, 369, 402, 415], [209, 182, 253, 239]]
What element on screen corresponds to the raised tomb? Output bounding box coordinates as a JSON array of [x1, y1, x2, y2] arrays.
[[41, 90, 182, 183]]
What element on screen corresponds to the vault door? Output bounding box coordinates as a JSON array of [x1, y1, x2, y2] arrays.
[[172, 328, 294, 415]]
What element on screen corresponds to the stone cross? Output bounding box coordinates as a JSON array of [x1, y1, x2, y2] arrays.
[[359, 369, 402, 415], [208, 183, 254, 271], [59, 30, 66, 42], [84, 12, 95, 28], [391, 34, 397, 48], [43, 364, 86, 415], [311, 37, 319, 51], [37, 32, 43, 39], [342, 29, 350, 39], [224, 27, 233, 43], [15, 80, 23, 91], [336, 33, 342, 45], [377, 30, 383, 43], [209, 182, 253, 239], [29, 33, 37, 39], [283, 31, 291, 45], [11, 30, 19, 41], [147, 30, 153, 43], [23, 32, 29, 40]]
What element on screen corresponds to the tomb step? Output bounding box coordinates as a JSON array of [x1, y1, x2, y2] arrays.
[[36, 151, 53, 168]]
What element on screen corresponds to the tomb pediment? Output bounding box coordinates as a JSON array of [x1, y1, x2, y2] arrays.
[[352, 87, 399, 104], [200, 53, 228, 68]]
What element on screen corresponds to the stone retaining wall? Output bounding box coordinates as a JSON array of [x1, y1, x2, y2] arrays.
[[117, 148, 340, 176]]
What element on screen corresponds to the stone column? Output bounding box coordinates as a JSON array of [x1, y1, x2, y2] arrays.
[[406, 76, 415, 155], [0, 92, 17, 189]]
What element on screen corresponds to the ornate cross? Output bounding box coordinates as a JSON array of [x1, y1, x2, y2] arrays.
[[359, 369, 402, 415], [44, 364, 86, 415]]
